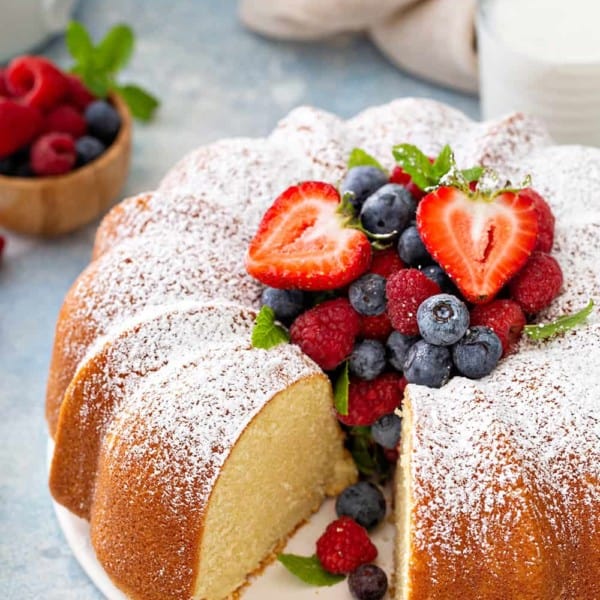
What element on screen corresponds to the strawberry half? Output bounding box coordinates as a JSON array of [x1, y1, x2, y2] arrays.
[[246, 181, 372, 290], [416, 186, 538, 304]]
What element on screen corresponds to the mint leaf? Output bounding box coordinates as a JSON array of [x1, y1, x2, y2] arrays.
[[71, 65, 111, 97], [96, 24, 134, 74], [251, 306, 290, 349], [460, 166, 484, 183], [347, 148, 385, 172], [277, 554, 344, 586], [524, 299, 594, 340], [66, 21, 94, 63], [431, 144, 453, 180], [334, 362, 349, 415], [116, 84, 160, 121], [391, 143, 435, 190]]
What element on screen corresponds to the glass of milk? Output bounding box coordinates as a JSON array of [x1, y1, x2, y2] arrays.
[[477, 0, 600, 146]]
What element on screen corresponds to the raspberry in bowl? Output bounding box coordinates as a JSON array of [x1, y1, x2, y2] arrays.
[[0, 56, 132, 236]]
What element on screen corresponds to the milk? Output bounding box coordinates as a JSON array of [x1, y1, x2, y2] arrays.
[[477, 0, 600, 146]]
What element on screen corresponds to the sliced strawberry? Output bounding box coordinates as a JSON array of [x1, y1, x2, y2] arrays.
[[416, 186, 538, 304], [246, 181, 372, 290]]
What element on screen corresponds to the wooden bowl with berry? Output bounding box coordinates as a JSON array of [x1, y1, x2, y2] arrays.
[[0, 56, 132, 236]]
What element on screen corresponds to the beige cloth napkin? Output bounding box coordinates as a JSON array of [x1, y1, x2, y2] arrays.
[[239, 0, 478, 93]]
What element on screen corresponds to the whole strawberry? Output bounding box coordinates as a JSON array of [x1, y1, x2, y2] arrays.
[[290, 298, 360, 370], [316, 516, 377, 574]]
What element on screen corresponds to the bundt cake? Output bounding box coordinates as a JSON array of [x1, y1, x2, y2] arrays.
[[47, 98, 600, 600]]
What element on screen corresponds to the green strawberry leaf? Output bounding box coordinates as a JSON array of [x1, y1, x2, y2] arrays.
[[524, 299, 594, 340], [251, 306, 290, 349], [334, 362, 349, 415], [66, 21, 94, 64], [96, 24, 134, 74], [347, 148, 385, 172], [277, 554, 345, 586], [115, 83, 160, 121]]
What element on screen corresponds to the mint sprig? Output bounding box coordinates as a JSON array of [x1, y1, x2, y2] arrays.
[[524, 299, 594, 340], [251, 306, 290, 349], [347, 148, 386, 172], [333, 361, 349, 415], [66, 21, 159, 121], [391, 144, 483, 191], [277, 554, 345, 586]]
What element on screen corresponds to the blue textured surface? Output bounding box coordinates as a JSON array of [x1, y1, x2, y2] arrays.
[[0, 1, 478, 598]]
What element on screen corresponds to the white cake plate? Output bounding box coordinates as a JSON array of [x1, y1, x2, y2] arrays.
[[48, 440, 394, 599]]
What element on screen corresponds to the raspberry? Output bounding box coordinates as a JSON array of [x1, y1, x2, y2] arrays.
[[316, 516, 377, 574], [6, 56, 68, 111], [0, 68, 10, 97], [509, 251, 563, 314], [0, 99, 43, 158], [30, 133, 76, 176], [337, 372, 406, 426], [290, 298, 360, 370], [470, 299, 526, 356], [368, 249, 404, 278], [386, 269, 441, 335], [359, 312, 393, 341], [521, 188, 555, 253], [389, 165, 425, 200], [65, 74, 95, 111], [44, 104, 87, 138]]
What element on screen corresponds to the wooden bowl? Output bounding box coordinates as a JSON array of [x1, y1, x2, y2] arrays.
[[0, 94, 132, 237]]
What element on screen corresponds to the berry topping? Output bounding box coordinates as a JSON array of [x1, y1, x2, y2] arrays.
[[30, 132, 76, 176], [290, 298, 360, 370], [44, 104, 87, 139], [349, 340, 387, 381], [371, 412, 402, 449], [368, 248, 404, 278], [6, 56, 68, 111], [389, 165, 426, 201], [341, 166, 388, 211], [0, 99, 43, 158], [348, 563, 388, 600], [386, 269, 441, 336], [417, 293, 470, 346], [261, 287, 305, 323], [360, 184, 416, 237], [420, 264, 457, 294], [403, 340, 452, 388], [85, 99, 121, 145], [246, 181, 372, 291], [470, 299, 526, 356], [417, 186, 539, 303], [316, 516, 377, 574], [349, 274, 387, 316], [522, 188, 555, 253], [452, 326, 503, 379], [359, 312, 393, 341], [397, 224, 432, 267], [65, 74, 95, 111], [0, 68, 10, 96], [335, 482, 386, 530], [338, 372, 405, 426], [75, 135, 106, 166], [508, 251, 563, 314], [386, 331, 419, 371]]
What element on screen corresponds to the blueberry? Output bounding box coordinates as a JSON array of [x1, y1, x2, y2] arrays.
[[335, 481, 386, 530], [403, 340, 452, 388], [348, 564, 388, 600], [348, 274, 386, 316], [0, 156, 15, 175], [261, 287, 305, 323], [340, 166, 388, 211], [371, 412, 402, 449], [420, 264, 457, 294], [349, 340, 386, 380], [397, 225, 432, 267], [75, 135, 106, 166], [360, 184, 416, 237], [452, 326, 502, 379], [85, 100, 121, 145], [417, 294, 469, 346], [386, 331, 418, 371]]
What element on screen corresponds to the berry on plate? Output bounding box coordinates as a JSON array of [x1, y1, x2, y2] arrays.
[[417, 293, 470, 346], [470, 299, 526, 356], [348, 563, 388, 600], [335, 481, 386, 530], [30, 132, 76, 176], [316, 516, 377, 574], [246, 181, 372, 290], [349, 274, 387, 316], [452, 326, 503, 379], [397, 224, 432, 267], [341, 166, 388, 211], [417, 185, 539, 304], [0, 99, 43, 158], [403, 340, 452, 388]]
